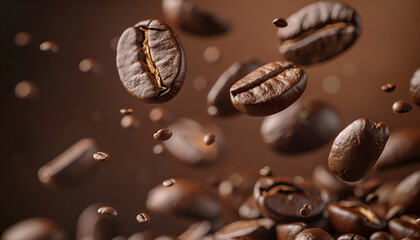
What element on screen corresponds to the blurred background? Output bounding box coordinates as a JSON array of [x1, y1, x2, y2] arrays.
[[1, 0, 419, 238]]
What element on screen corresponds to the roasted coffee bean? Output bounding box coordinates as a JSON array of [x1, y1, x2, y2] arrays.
[[273, 18, 288, 28], [162, 178, 176, 187], [77, 203, 116, 240], [162, 0, 229, 36], [153, 128, 173, 141], [203, 134, 216, 145], [40, 41, 59, 53], [337, 234, 367, 240], [312, 166, 353, 201], [15, 80, 39, 100], [207, 59, 262, 117], [326, 201, 386, 236], [295, 228, 334, 240], [178, 221, 212, 240], [97, 206, 118, 216], [410, 69, 420, 106], [1, 217, 67, 240], [300, 203, 312, 217], [388, 215, 420, 239], [385, 205, 405, 221], [120, 108, 134, 116], [38, 138, 98, 188], [381, 83, 396, 93], [276, 222, 307, 240], [93, 151, 110, 162], [328, 118, 389, 182], [369, 231, 395, 240], [392, 100, 412, 113], [376, 128, 420, 168], [116, 19, 186, 103], [146, 178, 222, 219], [388, 170, 420, 214], [261, 98, 340, 154], [14, 31, 32, 46], [162, 118, 224, 165], [230, 61, 307, 116], [128, 230, 159, 240], [136, 213, 151, 223], [214, 218, 276, 240], [259, 166, 272, 177], [401, 237, 420, 240], [121, 115, 140, 130], [238, 195, 261, 219], [277, 1, 361, 65], [253, 177, 325, 222]]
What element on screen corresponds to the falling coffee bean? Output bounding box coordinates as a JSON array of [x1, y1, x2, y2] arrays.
[[410, 68, 420, 106], [121, 115, 140, 130], [116, 19, 186, 103], [93, 151, 110, 162], [328, 118, 389, 182], [14, 31, 32, 46], [392, 100, 412, 113], [299, 203, 312, 217], [154, 129, 173, 141], [39, 41, 59, 53], [97, 206, 118, 216], [273, 18, 288, 28], [136, 213, 151, 223], [120, 108, 134, 116], [203, 134, 216, 145], [1, 218, 66, 240], [77, 203, 116, 240], [259, 166, 272, 176], [381, 83, 396, 92], [277, 1, 361, 65], [230, 61, 307, 116], [162, 178, 176, 187]]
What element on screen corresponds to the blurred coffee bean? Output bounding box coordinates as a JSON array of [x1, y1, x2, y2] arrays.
[[128, 230, 159, 240], [326, 201, 386, 236], [392, 100, 412, 113], [300, 203, 312, 217], [295, 228, 334, 240], [381, 83, 396, 92], [385, 205, 405, 221], [162, 118, 224, 166], [77, 203, 116, 240], [354, 179, 381, 199], [328, 118, 389, 182], [15, 80, 39, 100], [277, 1, 361, 65], [230, 61, 307, 116], [203, 134, 216, 145], [374, 180, 399, 204], [93, 151, 110, 162], [203, 46, 220, 63], [261, 99, 340, 154], [207, 59, 262, 117], [312, 166, 353, 201], [410, 68, 420, 106], [39, 41, 59, 53], [337, 234, 367, 240], [162, 178, 176, 187], [149, 107, 173, 124], [388, 215, 420, 239], [120, 108, 134, 116], [238, 195, 261, 219], [97, 206, 118, 216], [273, 18, 288, 28], [152, 144, 165, 155], [388, 170, 420, 214], [214, 218, 276, 240], [121, 115, 140, 130], [136, 213, 151, 223], [14, 31, 32, 46], [253, 177, 325, 222], [178, 221, 212, 240], [365, 193, 378, 204], [1, 217, 67, 240], [116, 19, 186, 103], [369, 231, 395, 240], [376, 128, 420, 168], [162, 0, 229, 36], [38, 138, 98, 188], [401, 237, 420, 240], [146, 178, 222, 219], [155, 236, 179, 240], [276, 222, 307, 240], [113, 236, 127, 240], [79, 58, 102, 74], [153, 128, 173, 141], [259, 166, 272, 177]]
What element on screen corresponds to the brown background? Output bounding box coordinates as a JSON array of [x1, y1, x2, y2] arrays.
[[1, 0, 420, 238]]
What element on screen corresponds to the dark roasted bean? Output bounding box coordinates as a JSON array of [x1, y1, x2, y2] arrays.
[[214, 219, 276, 240], [97, 206, 118, 216], [369, 231, 395, 240], [276, 222, 307, 240], [136, 213, 151, 223], [153, 128, 173, 141], [392, 100, 412, 113], [337, 234, 366, 240], [381, 83, 396, 92], [295, 228, 334, 240], [273, 18, 288, 28], [388, 215, 420, 239], [77, 203, 116, 240], [388, 170, 420, 214]]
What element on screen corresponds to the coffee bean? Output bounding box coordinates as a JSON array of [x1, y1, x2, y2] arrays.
[[178, 221, 212, 240], [388, 215, 420, 239], [337, 234, 366, 240], [276, 222, 307, 240], [93, 151, 110, 162], [162, 178, 176, 187], [273, 18, 288, 28], [207, 59, 262, 117], [365, 193, 379, 204], [153, 128, 173, 141], [300, 203, 312, 217], [230, 61, 307, 116], [203, 134, 216, 145], [214, 218, 276, 240], [162, 118, 224, 165], [97, 206, 118, 216], [328, 118, 389, 182], [121, 115, 140, 130], [388, 170, 420, 214], [152, 144, 165, 155], [326, 201, 386, 236], [38, 138, 98, 188], [381, 83, 396, 92], [15, 80, 39, 100], [253, 177, 325, 222], [261, 98, 340, 154], [149, 107, 173, 124], [116, 19, 186, 103], [120, 108, 134, 116], [40, 41, 59, 53], [277, 1, 361, 65], [369, 231, 395, 240], [410, 69, 420, 106], [77, 203, 116, 240], [79, 58, 102, 74], [155, 236, 179, 240], [312, 166, 353, 201], [392, 100, 412, 113], [238, 195, 261, 219], [385, 205, 405, 221], [14, 31, 32, 46], [259, 166, 272, 176], [376, 128, 420, 169], [146, 178, 222, 219], [1, 218, 66, 240], [295, 228, 334, 240], [162, 0, 229, 36], [401, 237, 420, 240], [136, 213, 151, 223], [203, 46, 221, 63]]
